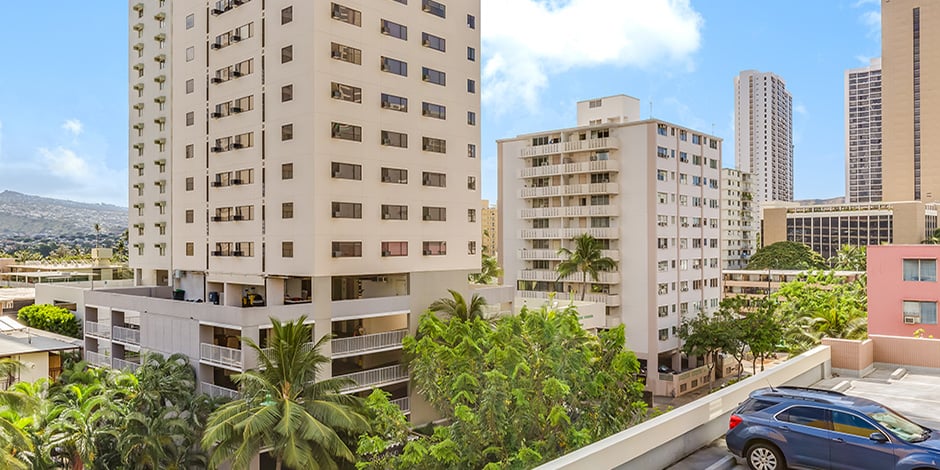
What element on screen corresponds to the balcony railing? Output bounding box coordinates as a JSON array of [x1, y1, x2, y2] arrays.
[[517, 290, 621, 307], [112, 358, 140, 372], [200, 343, 243, 369], [519, 137, 619, 158], [112, 326, 140, 345], [518, 249, 619, 261], [518, 159, 617, 178], [85, 321, 110, 339], [518, 227, 618, 240], [519, 182, 619, 199], [519, 205, 618, 219], [85, 351, 111, 368], [201, 382, 240, 400], [517, 270, 620, 284], [332, 329, 408, 358], [390, 396, 411, 414], [337, 364, 409, 393]]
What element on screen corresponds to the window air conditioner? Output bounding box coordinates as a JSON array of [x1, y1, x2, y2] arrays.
[[423, 250, 431, 255], [211, 112, 222, 118], [211, 43, 222, 50], [232, 143, 244, 149], [233, 215, 245, 221], [333, 251, 344, 257], [232, 35, 242, 42], [211, 9, 224, 15], [211, 216, 222, 222], [376, 276, 388, 282], [211, 77, 223, 84], [382, 251, 391, 256], [232, 71, 243, 77], [904, 315, 920, 325], [231, 179, 243, 185], [211, 146, 223, 153], [232, 107, 243, 113]]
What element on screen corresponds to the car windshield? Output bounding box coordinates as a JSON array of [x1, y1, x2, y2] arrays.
[[867, 407, 930, 443]]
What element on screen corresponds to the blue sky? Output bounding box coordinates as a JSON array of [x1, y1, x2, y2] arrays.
[[0, 0, 881, 206]]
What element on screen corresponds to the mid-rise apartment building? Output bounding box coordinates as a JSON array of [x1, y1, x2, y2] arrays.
[[498, 95, 722, 381], [734, 70, 794, 206], [845, 58, 883, 203], [720, 168, 755, 269], [882, 0, 940, 202], [481, 199, 497, 256], [105, 0, 482, 434]]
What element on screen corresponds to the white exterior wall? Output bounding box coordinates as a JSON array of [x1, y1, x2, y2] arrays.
[[720, 168, 756, 270], [845, 58, 883, 203]]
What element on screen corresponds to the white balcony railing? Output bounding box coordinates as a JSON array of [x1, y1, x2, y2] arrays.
[[201, 382, 239, 400], [518, 159, 617, 178], [518, 249, 619, 261], [200, 343, 243, 369], [332, 329, 407, 358], [518, 227, 618, 240], [517, 290, 621, 307], [112, 326, 140, 345], [517, 270, 621, 284], [519, 183, 618, 199], [85, 351, 111, 368], [519, 137, 619, 158], [112, 358, 140, 372], [85, 321, 110, 339], [390, 396, 411, 414], [519, 205, 618, 219], [337, 364, 409, 393]]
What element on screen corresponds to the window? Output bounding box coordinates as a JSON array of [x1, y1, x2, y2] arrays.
[[423, 206, 446, 221], [186, 46, 194, 62], [423, 137, 446, 153], [903, 259, 936, 281], [422, 67, 446, 86], [331, 122, 362, 141], [658, 328, 668, 341], [381, 167, 408, 184], [467, 46, 475, 61], [831, 411, 878, 438], [282, 84, 293, 102], [382, 204, 408, 220], [185, 177, 194, 191], [381, 56, 407, 76], [282, 241, 294, 258], [281, 45, 293, 63], [280, 124, 294, 141], [185, 144, 194, 159], [331, 3, 361, 26], [381, 130, 408, 148], [467, 143, 476, 158], [331, 82, 362, 102], [423, 241, 446, 255], [468, 209, 476, 222], [467, 14, 476, 28], [185, 210, 194, 223], [382, 241, 408, 257], [331, 43, 362, 64], [381, 19, 407, 39], [185, 111, 194, 126], [777, 406, 828, 430], [422, 0, 445, 18], [381, 93, 408, 111], [467, 79, 476, 93], [281, 6, 292, 24], [467, 176, 477, 190], [467, 111, 476, 125], [422, 102, 446, 119], [186, 13, 195, 29], [332, 202, 362, 219], [185, 242, 194, 256], [282, 202, 294, 219], [185, 79, 194, 94], [468, 241, 477, 255], [282, 163, 293, 179], [904, 301, 938, 324], [423, 172, 446, 187], [332, 241, 362, 258], [422, 32, 445, 51], [332, 162, 362, 180]]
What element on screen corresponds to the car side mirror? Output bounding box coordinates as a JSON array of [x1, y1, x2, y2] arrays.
[[869, 432, 888, 443]]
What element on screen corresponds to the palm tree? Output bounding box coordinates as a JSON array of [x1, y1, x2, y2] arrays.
[[0, 359, 34, 469], [556, 234, 618, 301], [429, 289, 489, 321], [202, 316, 369, 470], [120, 409, 190, 469], [468, 254, 503, 285], [47, 383, 119, 470], [924, 228, 940, 244], [830, 244, 867, 271]]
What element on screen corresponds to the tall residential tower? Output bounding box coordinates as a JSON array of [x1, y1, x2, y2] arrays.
[[734, 70, 794, 205], [845, 58, 883, 203]]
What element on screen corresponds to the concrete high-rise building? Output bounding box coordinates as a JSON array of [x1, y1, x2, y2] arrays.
[[498, 95, 722, 385], [481, 199, 497, 257], [720, 168, 755, 269], [734, 70, 794, 206], [882, 0, 940, 202], [109, 0, 482, 432], [845, 58, 883, 203]]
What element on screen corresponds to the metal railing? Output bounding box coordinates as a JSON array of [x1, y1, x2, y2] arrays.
[[519, 182, 619, 199], [200, 343, 243, 369], [201, 382, 239, 400], [518, 159, 616, 178], [517, 290, 620, 306], [112, 358, 140, 372], [518, 249, 619, 261], [112, 325, 140, 345], [332, 329, 407, 358], [337, 364, 409, 393], [390, 396, 411, 414], [517, 270, 620, 284], [518, 227, 618, 240], [84, 321, 110, 339], [519, 205, 618, 219], [85, 351, 111, 368], [519, 137, 618, 158]]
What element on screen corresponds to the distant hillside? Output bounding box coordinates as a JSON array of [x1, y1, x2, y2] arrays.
[[0, 190, 127, 236], [796, 196, 846, 206]]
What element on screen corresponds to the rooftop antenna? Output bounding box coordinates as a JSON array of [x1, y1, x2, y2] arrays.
[[766, 378, 777, 392]]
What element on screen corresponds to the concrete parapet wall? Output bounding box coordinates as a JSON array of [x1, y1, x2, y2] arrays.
[[822, 337, 874, 377], [870, 334, 940, 369]]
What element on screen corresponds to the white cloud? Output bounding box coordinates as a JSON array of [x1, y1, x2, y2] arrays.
[[794, 103, 808, 116], [481, 0, 704, 113], [62, 119, 84, 136], [39, 147, 92, 180], [853, 0, 879, 7]]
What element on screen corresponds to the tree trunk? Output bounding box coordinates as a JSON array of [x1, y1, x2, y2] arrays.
[[72, 453, 84, 470], [581, 271, 587, 301], [276, 458, 283, 470]]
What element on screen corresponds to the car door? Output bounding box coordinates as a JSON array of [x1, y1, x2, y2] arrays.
[[775, 405, 832, 469], [828, 410, 899, 470]]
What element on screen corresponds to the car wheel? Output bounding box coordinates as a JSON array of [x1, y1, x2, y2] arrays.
[[745, 442, 785, 470]]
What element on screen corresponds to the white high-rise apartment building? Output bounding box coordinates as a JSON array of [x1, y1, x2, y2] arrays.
[[498, 95, 722, 382], [106, 0, 481, 432], [720, 168, 755, 270], [845, 58, 883, 203], [734, 70, 794, 206]]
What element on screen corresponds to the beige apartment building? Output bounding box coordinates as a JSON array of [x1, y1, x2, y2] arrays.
[[720, 168, 755, 269], [845, 58, 883, 203], [498, 95, 722, 379], [882, 0, 940, 202], [481, 199, 497, 256], [106, 0, 481, 436]]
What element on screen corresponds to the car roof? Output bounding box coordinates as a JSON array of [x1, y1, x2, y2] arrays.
[[749, 386, 886, 411]]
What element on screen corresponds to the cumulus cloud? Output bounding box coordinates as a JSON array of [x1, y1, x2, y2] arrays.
[[62, 119, 84, 136], [39, 147, 92, 180], [481, 0, 704, 113]]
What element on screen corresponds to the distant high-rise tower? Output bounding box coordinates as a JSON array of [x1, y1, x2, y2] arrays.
[[845, 58, 883, 203], [882, 0, 939, 202], [734, 70, 794, 205]]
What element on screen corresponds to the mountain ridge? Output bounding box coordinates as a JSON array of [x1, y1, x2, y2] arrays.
[[0, 190, 128, 236]]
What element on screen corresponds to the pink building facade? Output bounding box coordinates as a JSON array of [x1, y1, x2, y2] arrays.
[[868, 245, 940, 337]]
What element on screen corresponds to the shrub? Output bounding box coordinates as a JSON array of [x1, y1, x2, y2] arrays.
[[17, 304, 80, 338]]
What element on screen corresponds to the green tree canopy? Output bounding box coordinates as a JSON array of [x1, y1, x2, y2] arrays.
[[428, 289, 489, 321], [469, 254, 502, 285], [746, 241, 827, 270], [17, 305, 80, 338], [773, 271, 868, 353], [830, 244, 867, 271], [556, 234, 618, 301]]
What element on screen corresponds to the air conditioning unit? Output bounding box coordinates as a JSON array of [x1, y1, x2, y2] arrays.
[[211, 8, 224, 15], [211, 181, 223, 187], [211, 146, 223, 153], [382, 213, 391, 220], [904, 315, 920, 324], [233, 251, 245, 257], [233, 215, 245, 221], [211, 43, 222, 50], [231, 178, 243, 185], [381, 251, 391, 256], [211, 77, 223, 84], [211, 250, 223, 256], [388, 102, 403, 111], [173, 270, 183, 279], [376, 276, 388, 282], [423, 250, 431, 255], [232, 71, 243, 77], [210, 112, 222, 118], [333, 251, 344, 257], [211, 216, 222, 221], [232, 35, 242, 42], [232, 143, 244, 149], [232, 107, 243, 113]]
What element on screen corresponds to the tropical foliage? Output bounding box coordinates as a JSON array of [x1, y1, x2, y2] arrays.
[[923, 228, 940, 245], [556, 234, 617, 301], [468, 254, 502, 285], [17, 305, 81, 338], [830, 244, 867, 271], [428, 289, 489, 321], [746, 241, 828, 271], [772, 271, 868, 353]]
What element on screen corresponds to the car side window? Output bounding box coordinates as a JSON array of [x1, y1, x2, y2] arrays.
[[739, 398, 777, 413], [778, 406, 829, 430], [832, 411, 878, 438]]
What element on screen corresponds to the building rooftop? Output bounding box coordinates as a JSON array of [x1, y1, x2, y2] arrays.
[[0, 329, 81, 357]]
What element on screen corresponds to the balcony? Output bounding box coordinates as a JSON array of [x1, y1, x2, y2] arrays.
[[390, 396, 411, 414], [519, 205, 618, 219], [85, 351, 111, 368], [112, 326, 140, 346], [200, 343, 243, 370], [518, 227, 618, 240], [112, 358, 140, 372], [332, 329, 408, 359], [337, 364, 409, 394], [519, 183, 619, 199], [85, 321, 110, 339], [517, 270, 620, 284], [331, 295, 411, 320], [518, 249, 619, 262], [517, 290, 621, 307], [201, 382, 239, 400], [518, 159, 617, 178], [519, 137, 619, 158]]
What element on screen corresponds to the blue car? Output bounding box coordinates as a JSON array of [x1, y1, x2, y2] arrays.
[[726, 386, 940, 470]]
